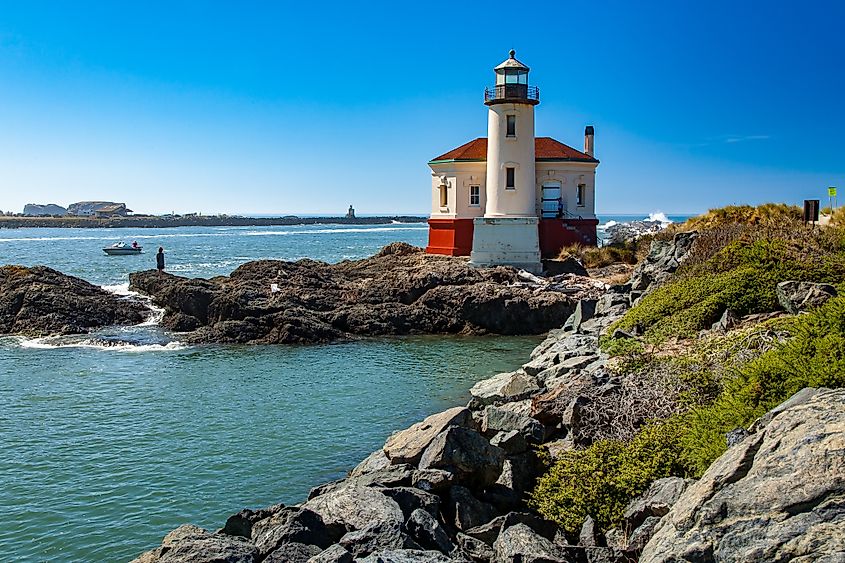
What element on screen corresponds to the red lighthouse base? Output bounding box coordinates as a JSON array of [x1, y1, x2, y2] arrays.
[[425, 218, 474, 256], [538, 218, 600, 257]]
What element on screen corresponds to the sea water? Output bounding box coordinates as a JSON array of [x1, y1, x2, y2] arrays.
[[0, 216, 683, 561]]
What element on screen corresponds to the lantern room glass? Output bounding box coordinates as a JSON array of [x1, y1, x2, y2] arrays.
[[496, 69, 528, 85]]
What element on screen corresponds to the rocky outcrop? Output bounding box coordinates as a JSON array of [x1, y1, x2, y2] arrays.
[[776, 280, 837, 314], [0, 265, 148, 335], [605, 220, 670, 245], [629, 232, 697, 302], [640, 387, 845, 562], [128, 244, 605, 345], [22, 203, 67, 216]]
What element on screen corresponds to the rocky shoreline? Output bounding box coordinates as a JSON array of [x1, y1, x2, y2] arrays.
[[127, 243, 605, 345], [130, 232, 845, 562]]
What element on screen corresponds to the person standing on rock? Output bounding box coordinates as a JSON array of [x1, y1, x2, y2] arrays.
[[156, 247, 165, 274]]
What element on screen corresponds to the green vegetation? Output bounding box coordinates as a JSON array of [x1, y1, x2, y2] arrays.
[[532, 204, 845, 534], [557, 243, 637, 268]]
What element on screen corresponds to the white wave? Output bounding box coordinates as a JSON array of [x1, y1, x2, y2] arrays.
[[599, 220, 619, 230], [101, 282, 132, 296], [101, 283, 164, 326], [647, 212, 673, 225], [17, 337, 186, 352], [242, 226, 428, 236]]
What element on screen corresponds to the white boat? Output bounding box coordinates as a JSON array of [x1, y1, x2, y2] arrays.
[[103, 242, 143, 255]]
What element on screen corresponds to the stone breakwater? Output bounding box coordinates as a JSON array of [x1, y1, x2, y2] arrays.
[[128, 243, 606, 345], [0, 265, 148, 335], [131, 233, 845, 562]]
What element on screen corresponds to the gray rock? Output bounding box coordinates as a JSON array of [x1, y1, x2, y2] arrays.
[[482, 406, 545, 444], [456, 532, 495, 562], [490, 430, 528, 455], [572, 299, 598, 332], [609, 328, 635, 340], [578, 515, 599, 547], [622, 477, 690, 531], [302, 483, 404, 532], [251, 507, 339, 556], [776, 280, 837, 314], [449, 485, 497, 531], [130, 524, 258, 563], [406, 508, 455, 554], [725, 427, 750, 447], [339, 520, 420, 558], [222, 503, 285, 538], [264, 542, 322, 562], [523, 351, 560, 377], [711, 308, 740, 332], [629, 232, 698, 296], [307, 544, 353, 563], [411, 469, 456, 492], [543, 256, 589, 277], [383, 407, 475, 465], [356, 549, 454, 562], [626, 516, 662, 552], [352, 465, 416, 489], [351, 449, 392, 476], [419, 427, 505, 488], [469, 371, 541, 407], [492, 523, 567, 563], [378, 487, 440, 520], [603, 528, 625, 549], [594, 293, 627, 317], [641, 388, 845, 562]]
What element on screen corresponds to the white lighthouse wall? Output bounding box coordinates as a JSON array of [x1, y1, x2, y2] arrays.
[[534, 162, 598, 219], [485, 104, 536, 217], [428, 162, 487, 219]]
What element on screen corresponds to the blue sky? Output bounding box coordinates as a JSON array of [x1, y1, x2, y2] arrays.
[[0, 1, 842, 215]]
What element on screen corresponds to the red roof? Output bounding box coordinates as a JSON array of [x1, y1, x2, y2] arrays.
[[430, 137, 598, 163]]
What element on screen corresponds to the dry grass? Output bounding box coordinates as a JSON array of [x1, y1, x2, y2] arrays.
[[682, 203, 801, 230], [557, 243, 637, 268]]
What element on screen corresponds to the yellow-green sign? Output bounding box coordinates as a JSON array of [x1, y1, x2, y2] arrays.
[[830, 187, 838, 197]]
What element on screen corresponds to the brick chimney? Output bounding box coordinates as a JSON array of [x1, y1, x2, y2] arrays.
[[584, 125, 595, 157]]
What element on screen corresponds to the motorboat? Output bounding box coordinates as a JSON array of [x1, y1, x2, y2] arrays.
[[103, 242, 143, 255]]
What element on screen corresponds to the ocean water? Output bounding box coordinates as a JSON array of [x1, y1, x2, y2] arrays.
[[0, 216, 681, 561]]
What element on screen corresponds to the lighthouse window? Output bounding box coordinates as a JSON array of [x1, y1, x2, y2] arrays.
[[577, 184, 586, 207], [439, 184, 448, 208], [469, 185, 480, 206], [506, 167, 515, 189], [506, 115, 516, 137]]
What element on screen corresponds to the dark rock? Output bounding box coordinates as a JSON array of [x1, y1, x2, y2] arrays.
[[128, 246, 584, 345], [251, 507, 340, 556], [456, 532, 495, 562], [351, 449, 392, 476], [610, 329, 635, 340], [378, 487, 440, 520], [629, 232, 697, 296], [222, 503, 285, 538], [711, 308, 740, 332], [307, 544, 354, 563], [482, 406, 545, 444], [726, 427, 750, 447], [339, 520, 421, 558], [353, 465, 416, 489], [776, 280, 837, 314], [411, 469, 456, 492], [129, 524, 258, 563], [625, 516, 661, 552], [641, 388, 845, 562], [0, 265, 148, 335], [543, 256, 589, 277], [492, 523, 567, 562], [406, 508, 454, 554], [264, 542, 322, 562], [356, 549, 454, 562], [418, 427, 505, 488], [449, 485, 497, 531], [470, 371, 542, 407], [490, 430, 528, 455]]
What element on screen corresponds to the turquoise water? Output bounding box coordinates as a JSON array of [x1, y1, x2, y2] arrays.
[[0, 216, 684, 561]]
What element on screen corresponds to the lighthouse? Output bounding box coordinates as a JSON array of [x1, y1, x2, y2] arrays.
[[470, 50, 543, 272], [425, 51, 600, 267]]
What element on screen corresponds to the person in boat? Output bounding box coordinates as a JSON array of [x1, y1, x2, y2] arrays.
[[132, 240, 139, 248], [156, 247, 165, 274]]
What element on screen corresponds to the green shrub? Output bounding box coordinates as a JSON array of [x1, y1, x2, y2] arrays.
[[531, 420, 688, 533], [679, 296, 845, 475]]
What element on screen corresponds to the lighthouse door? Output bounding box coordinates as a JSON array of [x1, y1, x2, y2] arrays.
[[541, 183, 562, 218]]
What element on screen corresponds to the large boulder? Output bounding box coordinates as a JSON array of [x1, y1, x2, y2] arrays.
[[302, 483, 405, 532], [250, 507, 339, 556], [0, 265, 148, 335], [629, 231, 698, 299], [356, 549, 454, 562], [383, 407, 475, 465], [776, 280, 837, 314], [641, 388, 845, 562], [130, 524, 258, 563], [470, 371, 542, 408], [418, 427, 505, 488]]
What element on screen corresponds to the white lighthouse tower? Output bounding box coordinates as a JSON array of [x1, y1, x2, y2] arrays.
[[470, 50, 543, 273]]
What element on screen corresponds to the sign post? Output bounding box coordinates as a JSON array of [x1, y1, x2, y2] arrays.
[[829, 187, 838, 212]]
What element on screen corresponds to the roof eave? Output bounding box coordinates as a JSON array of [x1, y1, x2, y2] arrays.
[[428, 158, 487, 165]]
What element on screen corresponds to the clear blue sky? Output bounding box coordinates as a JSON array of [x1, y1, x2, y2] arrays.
[[0, 1, 842, 216]]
